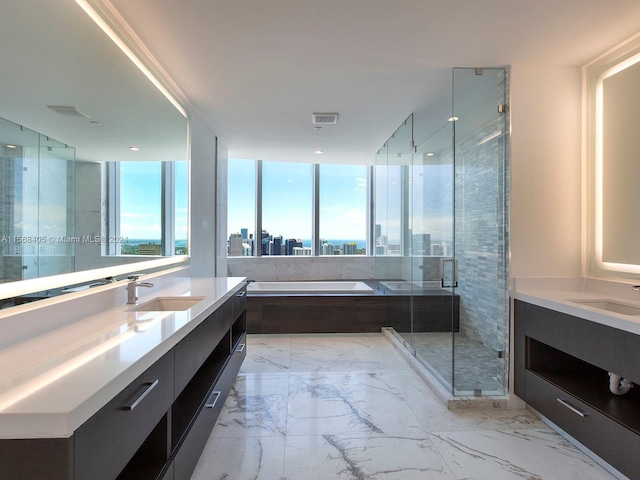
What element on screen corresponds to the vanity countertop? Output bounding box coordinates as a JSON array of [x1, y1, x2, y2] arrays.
[[0, 276, 246, 439], [514, 277, 640, 336]]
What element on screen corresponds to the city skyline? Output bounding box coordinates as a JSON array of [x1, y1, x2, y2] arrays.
[[227, 159, 367, 241]]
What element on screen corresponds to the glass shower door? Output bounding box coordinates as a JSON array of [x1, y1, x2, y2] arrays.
[[452, 67, 509, 395], [411, 122, 455, 391]]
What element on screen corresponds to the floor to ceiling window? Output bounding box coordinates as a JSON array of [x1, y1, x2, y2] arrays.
[[227, 159, 369, 256]]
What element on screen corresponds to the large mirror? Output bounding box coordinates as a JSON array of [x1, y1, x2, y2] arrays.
[[0, 0, 188, 304], [587, 36, 640, 277]]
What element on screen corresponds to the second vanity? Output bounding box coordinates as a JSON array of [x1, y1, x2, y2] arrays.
[[0, 275, 247, 480], [514, 277, 640, 479]]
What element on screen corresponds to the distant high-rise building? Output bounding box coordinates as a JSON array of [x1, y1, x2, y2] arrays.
[[412, 233, 431, 256], [375, 224, 382, 240], [261, 230, 271, 255], [321, 242, 335, 255], [285, 238, 302, 255], [431, 242, 451, 256], [343, 242, 358, 255], [293, 246, 312, 256], [229, 233, 243, 256], [272, 236, 283, 255], [241, 228, 248, 240]]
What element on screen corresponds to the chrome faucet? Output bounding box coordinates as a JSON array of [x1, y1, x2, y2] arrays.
[[632, 285, 640, 291], [126, 275, 154, 304]]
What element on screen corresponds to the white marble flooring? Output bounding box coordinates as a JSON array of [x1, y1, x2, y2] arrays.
[[191, 333, 617, 480]]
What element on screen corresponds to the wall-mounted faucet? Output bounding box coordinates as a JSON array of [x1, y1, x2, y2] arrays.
[[126, 275, 154, 304]]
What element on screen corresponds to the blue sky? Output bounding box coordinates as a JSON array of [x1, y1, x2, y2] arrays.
[[119, 161, 188, 240], [227, 159, 367, 240]]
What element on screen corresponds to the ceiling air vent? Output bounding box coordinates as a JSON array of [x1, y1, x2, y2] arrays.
[[312, 112, 339, 125], [47, 105, 90, 119]]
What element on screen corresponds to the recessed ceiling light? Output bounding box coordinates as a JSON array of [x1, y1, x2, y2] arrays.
[[129, 146, 140, 151], [315, 149, 324, 154], [448, 116, 459, 122], [6, 144, 16, 149], [314, 126, 322, 130], [90, 121, 100, 126], [426, 152, 435, 156]]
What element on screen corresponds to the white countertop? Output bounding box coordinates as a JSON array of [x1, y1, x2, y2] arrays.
[[513, 277, 640, 336], [0, 276, 246, 439]]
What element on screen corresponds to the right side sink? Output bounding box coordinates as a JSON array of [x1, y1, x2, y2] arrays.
[[569, 299, 640, 316]]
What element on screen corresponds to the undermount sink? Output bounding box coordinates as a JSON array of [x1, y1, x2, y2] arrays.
[[128, 296, 205, 312], [569, 299, 640, 316]]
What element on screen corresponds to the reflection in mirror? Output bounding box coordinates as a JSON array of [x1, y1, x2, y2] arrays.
[[0, 117, 76, 282], [0, 0, 188, 307], [589, 38, 640, 276]]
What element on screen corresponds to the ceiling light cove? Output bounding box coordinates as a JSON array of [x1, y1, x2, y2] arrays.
[[314, 149, 324, 154], [129, 146, 140, 151]]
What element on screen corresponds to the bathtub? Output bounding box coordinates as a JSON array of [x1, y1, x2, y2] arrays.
[[246, 280, 459, 334], [247, 281, 374, 294]]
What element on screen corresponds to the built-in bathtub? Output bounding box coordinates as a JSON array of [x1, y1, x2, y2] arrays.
[[247, 281, 374, 294], [246, 280, 459, 334]]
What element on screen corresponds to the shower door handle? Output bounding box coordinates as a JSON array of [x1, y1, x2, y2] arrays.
[[440, 258, 458, 288]]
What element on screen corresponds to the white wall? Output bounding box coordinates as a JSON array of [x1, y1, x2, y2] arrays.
[[509, 63, 583, 279], [189, 113, 218, 277], [215, 141, 228, 277]]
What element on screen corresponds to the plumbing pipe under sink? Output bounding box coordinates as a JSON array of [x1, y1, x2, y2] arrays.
[[608, 372, 634, 395]]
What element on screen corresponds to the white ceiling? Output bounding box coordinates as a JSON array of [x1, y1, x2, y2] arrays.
[[108, 0, 640, 165], [3, 2, 640, 166]]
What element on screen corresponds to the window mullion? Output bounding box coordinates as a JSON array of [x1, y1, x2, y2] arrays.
[[161, 162, 175, 256], [312, 163, 320, 256], [255, 160, 262, 257], [106, 162, 120, 255]]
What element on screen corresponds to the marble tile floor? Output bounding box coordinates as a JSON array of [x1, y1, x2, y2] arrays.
[[191, 333, 617, 480]]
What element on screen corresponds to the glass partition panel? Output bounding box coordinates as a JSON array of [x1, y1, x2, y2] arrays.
[[0, 117, 76, 284], [374, 116, 414, 353], [452, 67, 508, 396], [410, 122, 455, 391]]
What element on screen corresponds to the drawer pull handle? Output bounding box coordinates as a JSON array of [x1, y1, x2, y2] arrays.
[[205, 390, 222, 409], [557, 398, 587, 417], [236, 343, 246, 353], [237, 291, 246, 297], [123, 379, 159, 411]]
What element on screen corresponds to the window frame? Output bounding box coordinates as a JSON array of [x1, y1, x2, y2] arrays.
[[106, 161, 181, 256], [228, 158, 372, 257]]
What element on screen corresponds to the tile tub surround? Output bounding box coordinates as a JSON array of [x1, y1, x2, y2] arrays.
[[191, 333, 615, 480], [0, 276, 246, 439]]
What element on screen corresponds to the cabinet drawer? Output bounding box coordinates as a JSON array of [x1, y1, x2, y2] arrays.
[[233, 287, 247, 320], [173, 378, 229, 480], [173, 345, 245, 480], [174, 307, 231, 396], [74, 351, 174, 480], [525, 370, 640, 478]]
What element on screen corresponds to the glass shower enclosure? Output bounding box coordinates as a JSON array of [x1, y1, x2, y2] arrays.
[[375, 67, 509, 397]]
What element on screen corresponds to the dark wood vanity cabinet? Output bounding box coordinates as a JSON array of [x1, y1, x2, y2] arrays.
[[514, 300, 640, 478], [0, 287, 247, 480]]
